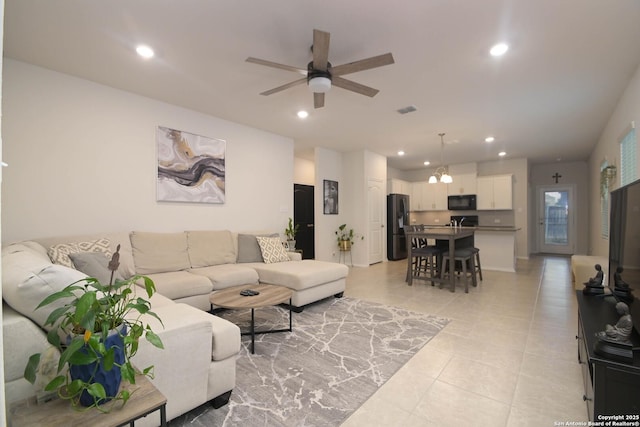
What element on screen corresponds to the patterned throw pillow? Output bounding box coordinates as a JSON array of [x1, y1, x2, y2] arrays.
[[47, 238, 112, 268], [255, 236, 290, 264]]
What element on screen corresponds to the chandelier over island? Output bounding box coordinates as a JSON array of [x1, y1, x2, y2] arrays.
[[428, 133, 453, 184]]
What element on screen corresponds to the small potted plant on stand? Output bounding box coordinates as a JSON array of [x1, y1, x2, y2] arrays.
[[335, 224, 362, 251], [24, 245, 164, 410], [284, 217, 299, 251]]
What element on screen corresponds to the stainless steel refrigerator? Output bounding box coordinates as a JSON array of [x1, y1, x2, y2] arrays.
[[387, 193, 410, 260]]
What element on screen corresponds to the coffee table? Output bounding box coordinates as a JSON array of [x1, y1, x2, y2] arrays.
[[210, 283, 293, 354]]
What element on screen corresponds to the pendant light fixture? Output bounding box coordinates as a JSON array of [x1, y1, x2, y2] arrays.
[[428, 133, 453, 184]]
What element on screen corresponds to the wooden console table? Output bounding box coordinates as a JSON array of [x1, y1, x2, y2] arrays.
[[576, 291, 640, 420], [9, 374, 167, 427]]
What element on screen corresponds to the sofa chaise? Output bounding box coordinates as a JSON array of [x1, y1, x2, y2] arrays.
[[2, 229, 349, 425]]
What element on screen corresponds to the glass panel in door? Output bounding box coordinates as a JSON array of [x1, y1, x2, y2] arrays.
[[538, 187, 574, 254], [544, 191, 568, 245]]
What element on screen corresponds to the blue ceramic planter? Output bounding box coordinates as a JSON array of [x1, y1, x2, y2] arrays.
[[69, 325, 126, 407]]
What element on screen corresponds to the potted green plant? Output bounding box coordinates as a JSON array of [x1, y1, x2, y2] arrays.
[[335, 224, 362, 251], [24, 245, 164, 409], [284, 217, 299, 251]]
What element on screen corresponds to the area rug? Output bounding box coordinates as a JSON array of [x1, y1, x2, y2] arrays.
[[169, 297, 449, 426]]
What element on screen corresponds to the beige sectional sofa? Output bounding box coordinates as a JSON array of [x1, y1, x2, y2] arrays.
[[2, 229, 348, 425]]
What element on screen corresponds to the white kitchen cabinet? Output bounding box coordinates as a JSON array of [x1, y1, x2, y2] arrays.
[[447, 173, 477, 195], [476, 174, 513, 210], [410, 182, 425, 210], [411, 181, 447, 211], [387, 179, 410, 195]]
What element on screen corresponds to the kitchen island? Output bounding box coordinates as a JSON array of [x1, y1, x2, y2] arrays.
[[418, 224, 519, 273], [474, 227, 518, 272]]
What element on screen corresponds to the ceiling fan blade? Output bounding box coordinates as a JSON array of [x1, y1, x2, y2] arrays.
[[314, 92, 325, 109], [332, 76, 379, 97], [246, 57, 306, 75], [260, 77, 307, 96], [331, 53, 395, 76], [312, 29, 330, 71]]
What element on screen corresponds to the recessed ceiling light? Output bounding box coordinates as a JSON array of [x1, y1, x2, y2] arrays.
[[297, 110, 309, 119], [397, 151, 405, 156], [490, 43, 509, 57], [136, 45, 155, 59], [424, 161, 430, 166], [498, 151, 507, 157], [485, 136, 495, 143]]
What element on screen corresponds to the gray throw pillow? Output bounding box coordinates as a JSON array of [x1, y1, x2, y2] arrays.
[[237, 233, 278, 263], [69, 251, 124, 284]]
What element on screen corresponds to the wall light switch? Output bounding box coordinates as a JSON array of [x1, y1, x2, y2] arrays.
[[494, 218, 501, 223]]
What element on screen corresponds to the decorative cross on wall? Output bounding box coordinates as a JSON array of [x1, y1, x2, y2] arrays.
[[552, 172, 562, 184]]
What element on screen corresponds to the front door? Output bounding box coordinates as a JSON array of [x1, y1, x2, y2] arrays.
[[537, 185, 575, 254], [294, 184, 315, 259]]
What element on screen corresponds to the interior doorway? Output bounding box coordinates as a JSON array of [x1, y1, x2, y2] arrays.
[[294, 184, 315, 259], [536, 185, 576, 254]]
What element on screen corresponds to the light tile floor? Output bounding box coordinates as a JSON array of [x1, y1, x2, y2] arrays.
[[340, 255, 588, 427]]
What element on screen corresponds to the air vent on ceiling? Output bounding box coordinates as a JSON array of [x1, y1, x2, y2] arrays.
[[397, 105, 417, 115]]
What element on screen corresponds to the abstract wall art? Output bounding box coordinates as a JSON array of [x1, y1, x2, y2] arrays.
[[157, 126, 226, 203]]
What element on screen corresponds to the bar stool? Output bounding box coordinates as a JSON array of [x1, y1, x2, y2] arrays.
[[471, 247, 483, 281], [406, 225, 442, 285], [440, 248, 478, 293]]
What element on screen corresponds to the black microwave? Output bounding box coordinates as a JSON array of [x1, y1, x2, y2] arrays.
[[448, 194, 476, 210]]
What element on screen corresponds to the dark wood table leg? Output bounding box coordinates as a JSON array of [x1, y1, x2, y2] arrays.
[[288, 298, 292, 331], [250, 308, 255, 354], [448, 236, 455, 292], [160, 404, 167, 426], [407, 239, 413, 285]]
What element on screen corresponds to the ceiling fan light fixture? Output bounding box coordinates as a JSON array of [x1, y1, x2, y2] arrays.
[[308, 76, 331, 93], [135, 45, 155, 59], [490, 43, 509, 57]]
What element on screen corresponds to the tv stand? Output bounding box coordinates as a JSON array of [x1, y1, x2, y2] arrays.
[[576, 291, 640, 420]]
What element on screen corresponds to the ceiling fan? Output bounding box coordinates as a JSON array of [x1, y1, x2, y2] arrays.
[[246, 29, 394, 108]]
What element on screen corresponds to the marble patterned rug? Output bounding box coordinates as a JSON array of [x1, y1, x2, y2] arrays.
[[169, 297, 449, 426]]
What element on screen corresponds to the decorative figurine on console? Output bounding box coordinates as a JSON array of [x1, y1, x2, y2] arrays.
[[594, 301, 634, 362], [613, 266, 634, 302], [596, 302, 633, 343], [583, 264, 605, 295]]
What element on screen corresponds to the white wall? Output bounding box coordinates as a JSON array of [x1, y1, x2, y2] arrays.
[[0, 1, 7, 424], [294, 157, 314, 185], [1, 60, 294, 244], [314, 147, 344, 262], [589, 62, 640, 256], [342, 150, 386, 267]]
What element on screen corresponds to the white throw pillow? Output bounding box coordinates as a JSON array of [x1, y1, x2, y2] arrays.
[[4, 263, 88, 331], [255, 236, 290, 264]]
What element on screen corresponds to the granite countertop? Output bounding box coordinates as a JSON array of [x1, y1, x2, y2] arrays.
[[474, 226, 520, 232], [422, 225, 520, 232]]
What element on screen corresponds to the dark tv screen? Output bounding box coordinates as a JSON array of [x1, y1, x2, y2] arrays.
[[608, 178, 640, 334]]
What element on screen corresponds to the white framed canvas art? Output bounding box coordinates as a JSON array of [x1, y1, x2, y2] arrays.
[[156, 126, 226, 203]]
